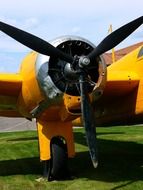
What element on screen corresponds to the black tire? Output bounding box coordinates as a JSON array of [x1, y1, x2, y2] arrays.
[[49, 138, 70, 181]]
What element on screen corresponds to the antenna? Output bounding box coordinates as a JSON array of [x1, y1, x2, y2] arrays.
[[108, 24, 116, 63]]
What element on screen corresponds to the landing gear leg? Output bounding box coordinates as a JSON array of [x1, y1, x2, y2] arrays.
[[37, 120, 75, 181], [42, 160, 50, 178]]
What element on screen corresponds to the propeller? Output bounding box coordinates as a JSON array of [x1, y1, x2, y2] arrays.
[[88, 16, 143, 62], [79, 73, 98, 168], [0, 21, 73, 63], [0, 16, 143, 168]]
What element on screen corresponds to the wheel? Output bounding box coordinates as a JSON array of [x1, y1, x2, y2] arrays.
[[48, 137, 70, 181]]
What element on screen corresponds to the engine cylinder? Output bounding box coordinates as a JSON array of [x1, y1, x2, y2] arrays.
[[36, 36, 107, 100]]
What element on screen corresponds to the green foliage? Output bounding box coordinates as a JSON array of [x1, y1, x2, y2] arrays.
[[0, 126, 143, 189]]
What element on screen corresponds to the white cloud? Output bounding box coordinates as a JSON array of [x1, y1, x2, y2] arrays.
[[23, 18, 39, 30]]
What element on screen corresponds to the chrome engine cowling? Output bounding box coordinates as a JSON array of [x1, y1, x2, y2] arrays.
[[36, 36, 107, 101]]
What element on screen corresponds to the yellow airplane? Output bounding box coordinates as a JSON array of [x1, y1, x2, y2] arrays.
[[0, 16, 143, 181]]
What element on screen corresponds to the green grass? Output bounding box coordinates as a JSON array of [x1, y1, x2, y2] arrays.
[[1, 126, 143, 189]]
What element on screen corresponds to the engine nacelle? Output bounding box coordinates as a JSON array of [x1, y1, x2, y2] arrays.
[[36, 36, 107, 101]]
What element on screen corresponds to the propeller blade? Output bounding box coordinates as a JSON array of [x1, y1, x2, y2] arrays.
[[0, 21, 73, 63], [79, 74, 98, 168], [88, 16, 143, 61]]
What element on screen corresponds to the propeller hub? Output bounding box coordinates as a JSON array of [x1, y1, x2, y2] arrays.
[[79, 56, 90, 68]]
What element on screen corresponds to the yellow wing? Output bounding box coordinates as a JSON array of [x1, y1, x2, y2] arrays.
[[0, 73, 22, 117]]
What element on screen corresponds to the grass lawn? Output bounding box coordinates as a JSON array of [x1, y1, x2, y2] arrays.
[[0, 125, 143, 189]]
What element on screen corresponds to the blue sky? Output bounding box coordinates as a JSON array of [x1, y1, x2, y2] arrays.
[[0, 0, 143, 72]]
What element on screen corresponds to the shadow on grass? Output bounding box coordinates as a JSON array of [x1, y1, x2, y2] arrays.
[[0, 157, 42, 176], [69, 131, 143, 183]]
